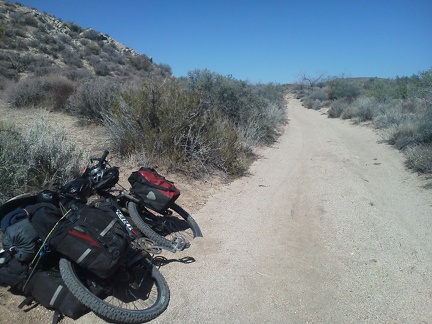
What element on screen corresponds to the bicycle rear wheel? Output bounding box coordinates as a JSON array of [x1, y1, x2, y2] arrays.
[[59, 256, 169, 324], [128, 202, 202, 252]]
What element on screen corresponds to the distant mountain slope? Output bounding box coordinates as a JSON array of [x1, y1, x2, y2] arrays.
[[0, 0, 172, 81]]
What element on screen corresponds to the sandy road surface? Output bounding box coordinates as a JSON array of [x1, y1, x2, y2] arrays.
[[149, 97, 432, 324], [2, 97, 432, 323]]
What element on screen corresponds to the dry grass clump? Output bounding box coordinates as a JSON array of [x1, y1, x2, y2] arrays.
[[0, 118, 87, 203]]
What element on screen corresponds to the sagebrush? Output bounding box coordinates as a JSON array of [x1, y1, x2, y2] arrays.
[[0, 118, 87, 204]]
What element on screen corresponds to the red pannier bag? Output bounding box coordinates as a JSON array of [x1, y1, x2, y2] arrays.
[[128, 168, 180, 212]]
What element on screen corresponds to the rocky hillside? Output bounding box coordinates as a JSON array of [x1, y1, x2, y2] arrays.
[[0, 0, 171, 82]]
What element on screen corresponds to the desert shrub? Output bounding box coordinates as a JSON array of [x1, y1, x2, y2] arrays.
[[328, 100, 350, 118], [4, 74, 75, 109], [363, 78, 392, 101], [65, 21, 83, 34], [7, 26, 27, 39], [0, 119, 87, 203], [181, 69, 286, 144], [33, 66, 61, 77], [101, 43, 118, 55], [328, 78, 361, 101], [22, 15, 39, 28], [24, 54, 54, 72], [417, 107, 432, 143], [49, 75, 76, 109], [20, 118, 88, 186], [84, 42, 101, 56], [308, 87, 327, 101], [102, 47, 126, 66], [348, 98, 380, 123], [129, 55, 152, 71], [236, 100, 285, 153], [38, 32, 58, 45], [0, 52, 26, 75], [9, 39, 29, 51], [0, 123, 25, 202], [61, 68, 92, 81], [404, 144, 432, 173], [302, 86, 329, 109], [158, 63, 172, 76], [0, 63, 19, 80], [374, 103, 431, 149], [374, 108, 408, 129], [61, 48, 84, 67], [89, 56, 109, 76], [104, 79, 247, 176], [99, 52, 111, 62], [0, 23, 9, 42], [4, 76, 49, 106], [79, 38, 90, 46], [82, 28, 100, 40], [67, 77, 120, 122], [48, 41, 66, 53], [416, 69, 432, 104], [291, 83, 306, 92], [111, 64, 130, 77], [364, 70, 432, 103], [302, 97, 327, 110], [0, 75, 12, 90], [385, 119, 421, 149]]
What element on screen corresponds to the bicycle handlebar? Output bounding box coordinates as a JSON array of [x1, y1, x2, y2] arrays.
[[89, 150, 110, 168], [101, 150, 109, 164]]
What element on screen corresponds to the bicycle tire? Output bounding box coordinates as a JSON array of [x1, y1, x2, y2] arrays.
[[59, 257, 170, 324], [128, 202, 202, 252]]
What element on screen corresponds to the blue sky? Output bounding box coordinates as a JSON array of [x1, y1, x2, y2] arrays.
[[11, 0, 432, 84]]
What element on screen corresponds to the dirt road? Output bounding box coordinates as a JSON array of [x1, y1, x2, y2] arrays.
[[2, 97, 432, 323], [148, 96, 432, 323]]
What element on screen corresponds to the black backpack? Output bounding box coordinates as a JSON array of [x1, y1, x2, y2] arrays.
[[30, 202, 129, 279]]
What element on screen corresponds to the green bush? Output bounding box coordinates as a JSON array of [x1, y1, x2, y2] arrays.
[[104, 79, 247, 176], [328, 78, 361, 101], [181, 69, 286, 144], [364, 70, 432, 102], [103, 72, 286, 177]]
